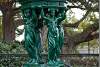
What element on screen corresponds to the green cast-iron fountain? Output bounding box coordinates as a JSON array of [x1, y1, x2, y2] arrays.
[[17, 0, 67, 67]]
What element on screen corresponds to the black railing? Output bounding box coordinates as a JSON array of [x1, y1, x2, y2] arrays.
[[0, 54, 99, 67]]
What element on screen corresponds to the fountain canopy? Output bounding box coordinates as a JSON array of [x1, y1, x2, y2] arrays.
[[17, 0, 66, 9]]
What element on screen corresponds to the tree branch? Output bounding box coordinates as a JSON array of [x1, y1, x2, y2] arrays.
[[76, 32, 99, 44], [73, 19, 99, 45], [63, 10, 90, 28], [67, 5, 86, 10]]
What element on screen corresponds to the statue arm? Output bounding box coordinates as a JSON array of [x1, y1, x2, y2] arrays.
[[40, 9, 50, 24], [43, 16, 50, 21], [56, 15, 66, 24], [56, 10, 66, 24]]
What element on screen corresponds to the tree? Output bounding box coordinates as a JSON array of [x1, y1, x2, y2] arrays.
[[62, 0, 99, 53], [0, 0, 15, 42], [0, 0, 99, 53], [0, 16, 3, 40]]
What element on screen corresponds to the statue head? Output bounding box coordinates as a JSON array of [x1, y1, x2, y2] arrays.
[[49, 8, 56, 18], [23, 9, 32, 18]]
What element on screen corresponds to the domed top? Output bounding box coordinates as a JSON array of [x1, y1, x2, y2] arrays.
[[16, 0, 66, 8], [17, 0, 66, 4]]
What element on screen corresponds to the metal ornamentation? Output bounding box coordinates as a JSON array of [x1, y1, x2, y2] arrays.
[[17, 0, 67, 67]]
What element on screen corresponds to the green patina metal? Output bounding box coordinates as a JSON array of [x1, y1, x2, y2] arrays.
[[21, 7, 42, 65], [41, 8, 66, 66], [17, 0, 67, 67]]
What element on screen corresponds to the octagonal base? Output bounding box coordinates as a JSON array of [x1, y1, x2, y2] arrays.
[[23, 63, 41, 67], [23, 63, 65, 67]]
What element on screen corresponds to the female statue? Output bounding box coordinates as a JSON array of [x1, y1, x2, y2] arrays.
[[41, 8, 66, 66], [22, 8, 41, 65]]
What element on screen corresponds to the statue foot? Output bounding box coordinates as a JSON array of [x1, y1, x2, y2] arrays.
[[24, 59, 40, 65], [47, 60, 60, 67], [47, 60, 56, 66], [24, 59, 40, 67]]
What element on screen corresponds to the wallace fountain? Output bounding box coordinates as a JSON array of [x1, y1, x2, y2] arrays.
[[17, 0, 67, 67]]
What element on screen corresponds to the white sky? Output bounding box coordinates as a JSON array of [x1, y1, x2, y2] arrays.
[[71, 8, 85, 20], [0, 11, 2, 16]]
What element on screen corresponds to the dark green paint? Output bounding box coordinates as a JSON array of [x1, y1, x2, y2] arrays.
[[22, 8, 42, 65], [17, 0, 67, 67], [41, 7, 66, 66]]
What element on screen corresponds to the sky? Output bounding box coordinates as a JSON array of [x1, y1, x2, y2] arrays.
[[71, 8, 85, 20], [0, 3, 99, 53], [0, 8, 87, 42], [15, 8, 85, 42], [0, 5, 98, 42], [0, 11, 2, 16]]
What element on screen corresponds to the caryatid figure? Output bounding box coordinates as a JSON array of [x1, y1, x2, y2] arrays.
[[16, 0, 43, 65], [41, 7, 66, 66], [55, 8, 66, 65], [21, 8, 42, 65]]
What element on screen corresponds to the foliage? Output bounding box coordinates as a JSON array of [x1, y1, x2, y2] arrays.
[[0, 0, 99, 54], [0, 41, 27, 54]]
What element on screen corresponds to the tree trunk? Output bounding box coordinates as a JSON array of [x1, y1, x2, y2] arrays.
[[62, 44, 76, 54], [0, 18, 3, 40], [2, 8, 15, 42]]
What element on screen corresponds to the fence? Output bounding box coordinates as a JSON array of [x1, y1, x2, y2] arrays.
[[0, 54, 99, 67]]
